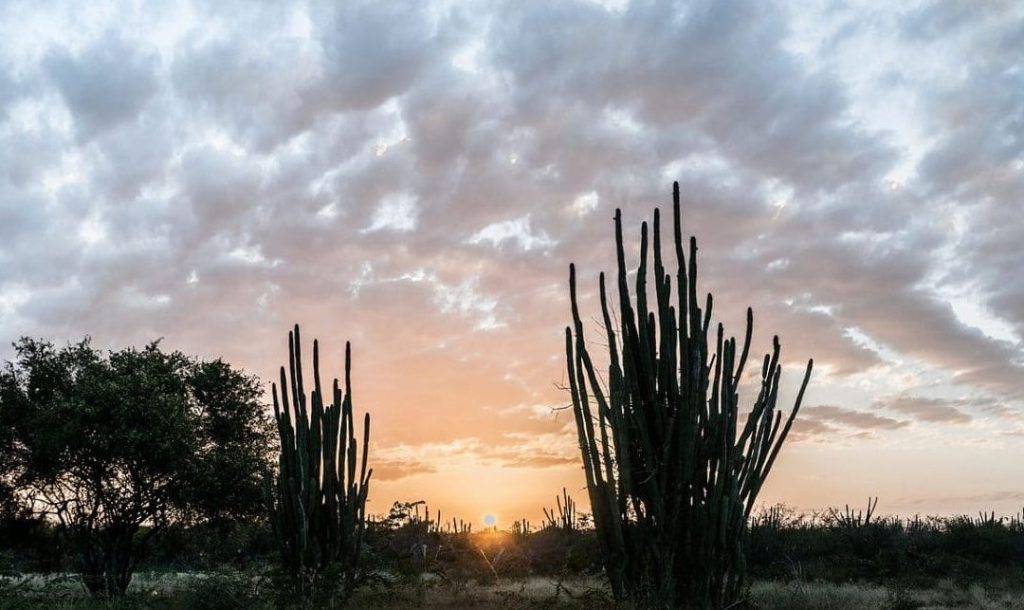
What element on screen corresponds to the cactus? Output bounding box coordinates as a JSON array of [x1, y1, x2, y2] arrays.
[[827, 497, 879, 529], [543, 488, 579, 532], [750, 504, 787, 531], [565, 183, 813, 608], [264, 324, 372, 599], [512, 519, 532, 541], [423, 504, 443, 535], [408, 501, 444, 535]]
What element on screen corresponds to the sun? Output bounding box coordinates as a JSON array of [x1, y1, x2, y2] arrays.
[[483, 513, 497, 527]]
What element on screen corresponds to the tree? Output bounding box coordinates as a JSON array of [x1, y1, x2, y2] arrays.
[[187, 359, 275, 524], [0, 337, 273, 596], [0, 373, 18, 516]]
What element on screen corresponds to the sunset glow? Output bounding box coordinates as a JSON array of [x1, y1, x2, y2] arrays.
[[1, 0, 1022, 531]]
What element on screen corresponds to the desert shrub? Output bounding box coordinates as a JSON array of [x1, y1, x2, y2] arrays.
[[941, 516, 1020, 565], [0, 516, 65, 575], [176, 572, 266, 610], [141, 522, 275, 572], [489, 543, 531, 579], [361, 501, 444, 582], [522, 527, 600, 576], [745, 506, 1024, 588]]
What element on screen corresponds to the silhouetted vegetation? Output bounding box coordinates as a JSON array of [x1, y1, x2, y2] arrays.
[[543, 488, 585, 533], [565, 183, 813, 607], [0, 338, 273, 597], [3, 499, 1024, 608], [264, 325, 372, 605], [748, 503, 1024, 587]]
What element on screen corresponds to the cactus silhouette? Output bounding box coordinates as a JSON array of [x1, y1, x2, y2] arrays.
[[565, 183, 813, 608], [264, 324, 372, 599], [543, 487, 580, 532]]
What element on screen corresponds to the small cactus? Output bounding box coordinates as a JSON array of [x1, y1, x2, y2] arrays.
[[543, 488, 580, 532]]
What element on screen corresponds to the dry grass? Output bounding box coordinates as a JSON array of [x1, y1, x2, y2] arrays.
[[4, 573, 1024, 609], [349, 578, 1024, 609], [750, 579, 1024, 610]]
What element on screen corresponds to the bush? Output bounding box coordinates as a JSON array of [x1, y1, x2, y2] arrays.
[[177, 572, 266, 610]]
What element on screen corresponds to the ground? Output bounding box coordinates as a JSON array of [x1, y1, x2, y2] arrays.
[[3, 574, 1024, 609]]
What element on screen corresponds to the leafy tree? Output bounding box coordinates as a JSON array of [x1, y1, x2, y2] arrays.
[[0, 382, 18, 517], [0, 337, 273, 596], [185, 359, 275, 524]]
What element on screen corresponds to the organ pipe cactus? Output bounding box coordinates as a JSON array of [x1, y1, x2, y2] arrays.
[[565, 183, 813, 608], [827, 497, 879, 529], [264, 324, 372, 599], [543, 488, 580, 532], [512, 519, 532, 541]]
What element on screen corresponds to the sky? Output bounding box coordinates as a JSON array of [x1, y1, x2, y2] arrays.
[[0, 0, 1022, 526]]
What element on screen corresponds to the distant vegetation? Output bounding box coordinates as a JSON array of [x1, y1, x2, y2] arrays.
[[747, 501, 1024, 586], [3, 497, 1024, 607]]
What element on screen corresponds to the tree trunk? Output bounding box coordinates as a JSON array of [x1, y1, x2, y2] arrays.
[[76, 524, 138, 597]]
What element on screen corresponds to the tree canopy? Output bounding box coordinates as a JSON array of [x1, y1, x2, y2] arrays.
[[0, 337, 273, 595]]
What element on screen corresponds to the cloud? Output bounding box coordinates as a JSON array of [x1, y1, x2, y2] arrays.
[[368, 428, 579, 482], [468, 215, 555, 252], [905, 490, 1024, 507], [875, 394, 973, 425], [803, 405, 910, 431], [312, 0, 451, 112], [791, 404, 909, 442], [364, 192, 419, 233], [789, 417, 841, 443], [373, 460, 438, 482], [43, 35, 160, 140]]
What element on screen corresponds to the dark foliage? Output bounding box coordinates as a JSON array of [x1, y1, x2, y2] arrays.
[[0, 337, 274, 596], [141, 521, 276, 572], [748, 504, 1024, 587]]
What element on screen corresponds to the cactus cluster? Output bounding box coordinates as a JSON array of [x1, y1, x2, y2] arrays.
[[828, 497, 879, 529], [408, 501, 446, 535], [512, 519, 532, 541], [264, 324, 372, 597], [543, 488, 580, 532], [565, 183, 813, 607], [422, 504, 444, 535]]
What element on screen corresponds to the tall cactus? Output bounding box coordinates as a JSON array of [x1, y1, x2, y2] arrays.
[[264, 324, 372, 598], [565, 183, 813, 608]]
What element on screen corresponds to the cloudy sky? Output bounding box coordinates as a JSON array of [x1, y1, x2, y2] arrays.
[[0, 0, 1022, 524]]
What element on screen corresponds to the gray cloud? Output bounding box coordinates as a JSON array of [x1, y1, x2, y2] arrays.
[[875, 394, 974, 425], [803, 405, 910, 431], [43, 35, 160, 140]]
